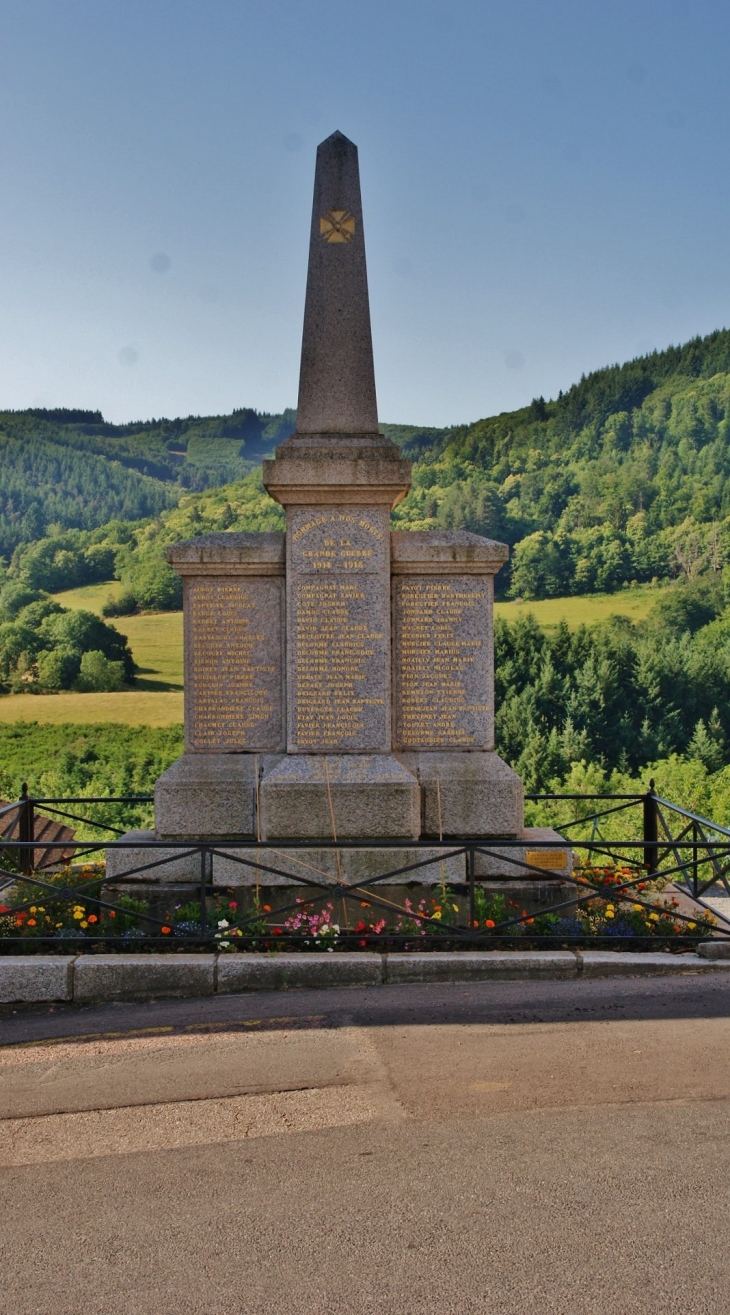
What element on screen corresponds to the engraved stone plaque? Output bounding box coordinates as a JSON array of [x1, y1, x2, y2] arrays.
[[287, 506, 390, 752], [393, 576, 492, 750], [185, 576, 284, 752]]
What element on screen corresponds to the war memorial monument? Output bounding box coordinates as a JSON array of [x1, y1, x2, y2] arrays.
[[108, 131, 570, 901]]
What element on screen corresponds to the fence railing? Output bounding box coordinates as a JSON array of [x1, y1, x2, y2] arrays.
[[1, 781, 729, 950]]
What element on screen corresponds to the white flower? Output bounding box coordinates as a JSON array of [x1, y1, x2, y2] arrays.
[[217, 919, 230, 929]]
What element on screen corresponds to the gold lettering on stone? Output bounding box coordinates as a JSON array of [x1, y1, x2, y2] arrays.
[[394, 578, 490, 749], [525, 850, 568, 870], [289, 508, 388, 751], [188, 578, 283, 750], [292, 579, 385, 747]]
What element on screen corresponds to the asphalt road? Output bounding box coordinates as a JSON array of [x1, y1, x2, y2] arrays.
[[1, 973, 730, 1313]]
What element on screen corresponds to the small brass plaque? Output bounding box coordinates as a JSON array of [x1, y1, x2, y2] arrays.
[[319, 209, 356, 243], [526, 850, 568, 871]]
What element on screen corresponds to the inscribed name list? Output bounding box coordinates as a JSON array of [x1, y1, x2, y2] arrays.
[[288, 508, 389, 752], [186, 577, 284, 751], [393, 577, 491, 749]]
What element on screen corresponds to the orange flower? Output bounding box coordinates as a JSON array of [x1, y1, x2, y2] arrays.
[[87, 914, 98, 924], [485, 919, 495, 928], [161, 925, 172, 934], [108, 910, 116, 918], [263, 904, 271, 913], [27, 918, 36, 927]]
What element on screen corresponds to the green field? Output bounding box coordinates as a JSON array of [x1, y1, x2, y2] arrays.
[[54, 582, 184, 690], [494, 583, 669, 629], [0, 582, 185, 725], [0, 690, 183, 725]]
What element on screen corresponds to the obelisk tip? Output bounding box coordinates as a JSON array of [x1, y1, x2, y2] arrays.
[[295, 131, 378, 435]]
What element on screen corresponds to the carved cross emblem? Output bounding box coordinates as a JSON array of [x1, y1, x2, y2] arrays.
[[319, 209, 356, 243]]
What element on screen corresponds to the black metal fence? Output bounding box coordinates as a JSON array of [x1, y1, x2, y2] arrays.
[[1, 781, 729, 951]]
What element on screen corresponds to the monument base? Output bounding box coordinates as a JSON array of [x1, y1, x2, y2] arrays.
[[258, 754, 421, 840], [155, 753, 272, 840], [105, 827, 572, 894], [397, 750, 524, 837]]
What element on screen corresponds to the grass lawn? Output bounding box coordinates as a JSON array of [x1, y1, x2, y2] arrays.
[[53, 581, 128, 613], [494, 582, 670, 629], [0, 690, 183, 725]]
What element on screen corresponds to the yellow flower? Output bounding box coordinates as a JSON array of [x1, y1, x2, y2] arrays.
[[687, 922, 696, 930], [73, 911, 84, 920], [649, 912, 659, 922], [431, 910, 442, 920], [29, 906, 36, 914], [80, 920, 88, 929], [55, 923, 63, 929], [632, 904, 643, 912], [605, 909, 615, 919], [451, 904, 459, 913], [37, 906, 45, 913]]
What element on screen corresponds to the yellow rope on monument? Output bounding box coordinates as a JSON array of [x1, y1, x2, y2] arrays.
[[254, 754, 261, 909], [436, 777, 447, 902], [324, 755, 348, 928]]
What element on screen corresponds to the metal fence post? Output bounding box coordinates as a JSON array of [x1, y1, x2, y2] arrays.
[[643, 779, 658, 874], [468, 846, 476, 928], [199, 846, 208, 939], [18, 783, 34, 876]]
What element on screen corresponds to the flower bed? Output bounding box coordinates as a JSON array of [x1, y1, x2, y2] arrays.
[[0, 862, 719, 953]]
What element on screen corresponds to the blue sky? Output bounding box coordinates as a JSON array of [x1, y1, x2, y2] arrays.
[[1, 0, 728, 427]]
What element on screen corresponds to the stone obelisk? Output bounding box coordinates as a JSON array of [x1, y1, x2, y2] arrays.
[[107, 129, 580, 904], [259, 131, 420, 837]]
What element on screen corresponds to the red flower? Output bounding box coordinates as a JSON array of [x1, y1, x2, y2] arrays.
[[161, 925, 172, 934], [272, 927, 282, 935]]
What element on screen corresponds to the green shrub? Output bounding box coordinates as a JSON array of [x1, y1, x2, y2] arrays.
[[36, 648, 81, 691], [75, 650, 126, 692], [101, 590, 137, 618]]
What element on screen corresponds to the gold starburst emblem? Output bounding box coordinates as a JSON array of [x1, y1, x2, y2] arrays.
[[319, 209, 356, 243]]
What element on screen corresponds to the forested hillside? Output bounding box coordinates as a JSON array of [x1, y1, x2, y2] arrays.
[[393, 328, 730, 598], [0, 405, 298, 557], [5, 326, 730, 609]]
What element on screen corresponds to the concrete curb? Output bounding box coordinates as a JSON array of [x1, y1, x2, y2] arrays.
[[217, 953, 383, 994], [697, 940, 730, 960], [0, 951, 729, 1006], [73, 954, 216, 1003], [385, 951, 577, 982]]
